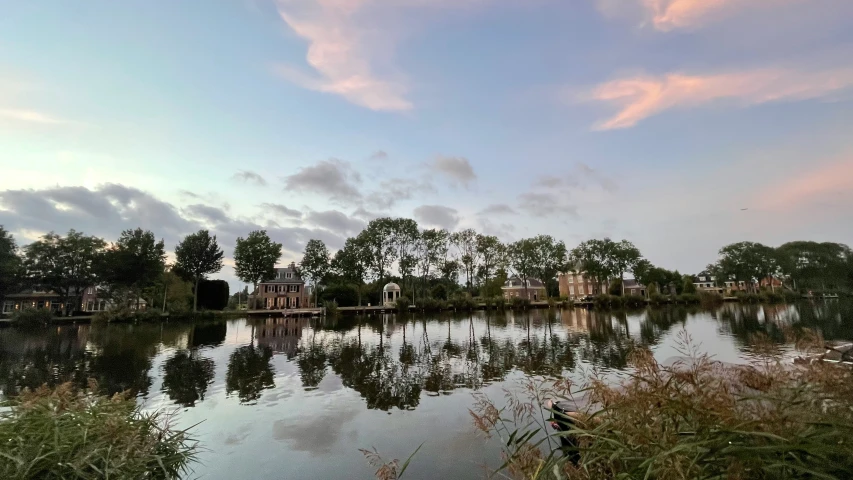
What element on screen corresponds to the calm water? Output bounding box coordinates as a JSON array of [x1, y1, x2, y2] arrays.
[[1, 302, 851, 479]]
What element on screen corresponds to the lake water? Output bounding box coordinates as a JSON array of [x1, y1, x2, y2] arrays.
[[1, 301, 851, 479]]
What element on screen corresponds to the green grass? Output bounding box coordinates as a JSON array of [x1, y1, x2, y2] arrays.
[[0, 382, 198, 479]]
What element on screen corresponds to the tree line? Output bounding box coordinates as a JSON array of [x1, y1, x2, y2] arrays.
[[2, 221, 852, 313]]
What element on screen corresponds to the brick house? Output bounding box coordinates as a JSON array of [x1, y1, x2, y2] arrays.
[[501, 276, 547, 301], [558, 271, 609, 300], [257, 264, 310, 309], [80, 286, 148, 312], [1, 289, 66, 315], [622, 279, 646, 297]]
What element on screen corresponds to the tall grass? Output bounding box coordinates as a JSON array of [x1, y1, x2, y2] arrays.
[[0, 382, 198, 479], [469, 330, 853, 480]]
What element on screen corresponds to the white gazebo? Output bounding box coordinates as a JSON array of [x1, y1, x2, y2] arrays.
[[382, 282, 401, 306]]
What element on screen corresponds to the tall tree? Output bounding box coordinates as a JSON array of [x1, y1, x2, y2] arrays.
[[0, 226, 21, 301], [632, 259, 653, 298], [776, 241, 851, 291], [301, 239, 331, 307], [530, 235, 567, 298], [716, 241, 778, 293], [610, 240, 642, 296], [450, 228, 480, 294], [357, 218, 398, 285], [569, 239, 615, 295], [475, 234, 506, 288], [233, 230, 282, 299], [507, 238, 538, 299], [24, 230, 106, 313], [174, 230, 224, 311], [102, 228, 166, 309], [414, 229, 449, 301], [331, 237, 369, 306], [391, 218, 420, 297]]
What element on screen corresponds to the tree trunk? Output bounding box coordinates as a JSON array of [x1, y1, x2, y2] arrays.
[[620, 272, 625, 297], [193, 277, 199, 312]]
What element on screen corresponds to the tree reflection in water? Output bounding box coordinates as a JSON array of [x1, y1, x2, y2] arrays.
[[226, 344, 275, 404], [161, 350, 215, 407]]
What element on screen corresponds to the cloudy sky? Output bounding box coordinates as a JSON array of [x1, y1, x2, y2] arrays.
[[1, 0, 852, 288]]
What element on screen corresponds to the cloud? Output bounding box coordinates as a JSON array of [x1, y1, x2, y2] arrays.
[[0, 108, 68, 125], [637, 0, 788, 31], [430, 156, 477, 188], [478, 203, 518, 216], [754, 156, 853, 210], [368, 150, 388, 161], [282, 158, 363, 204], [183, 204, 231, 225], [365, 178, 435, 210], [261, 202, 302, 219], [587, 67, 853, 129], [517, 192, 578, 218], [413, 204, 460, 230], [273, 0, 412, 111], [305, 209, 366, 235], [232, 170, 268, 186]]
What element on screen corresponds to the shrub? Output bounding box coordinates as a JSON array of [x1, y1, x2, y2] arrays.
[[698, 290, 724, 306], [510, 297, 531, 310], [449, 295, 477, 310], [648, 293, 669, 305], [623, 294, 646, 308], [493, 296, 507, 310], [675, 293, 700, 304], [781, 289, 800, 303], [324, 300, 339, 316], [11, 308, 54, 328], [762, 291, 784, 304], [418, 298, 447, 312], [0, 382, 198, 479], [593, 294, 625, 309], [737, 292, 761, 304], [395, 296, 411, 312]]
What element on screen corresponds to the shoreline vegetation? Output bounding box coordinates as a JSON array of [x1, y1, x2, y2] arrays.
[[0, 382, 198, 480]]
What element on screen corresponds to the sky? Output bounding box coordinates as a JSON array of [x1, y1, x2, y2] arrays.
[[1, 0, 852, 289]]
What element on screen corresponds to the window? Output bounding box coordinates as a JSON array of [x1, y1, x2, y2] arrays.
[[87, 287, 94, 295], [288, 285, 299, 293], [285, 272, 293, 279], [569, 285, 575, 295]]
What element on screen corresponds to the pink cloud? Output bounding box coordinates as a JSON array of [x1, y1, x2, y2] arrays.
[[274, 0, 501, 111], [636, 0, 798, 31], [754, 157, 853, 210], [588, 67, 853, 129]]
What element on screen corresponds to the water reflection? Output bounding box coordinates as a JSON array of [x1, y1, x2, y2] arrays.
[[0, 302, 850, 411]]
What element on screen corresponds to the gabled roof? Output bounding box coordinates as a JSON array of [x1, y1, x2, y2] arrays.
[[5, 289, 61, 298], [261, 266, 305, 284], [503, 276, 545, 288], [622, 279, 644, 289]]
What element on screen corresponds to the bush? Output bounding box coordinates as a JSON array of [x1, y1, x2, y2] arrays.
[[0, 382, 197, 479], [493, 296, 507, 310], [623, 294, 646, 308], [325, 300, 339, 316], [418, 298, 447, 312], [510, 297, 531, 310], [675, 293, 700, 304], [394, 296, 411, 312], [197, 279, 229, 310], [698, 290, 724, 306], [782, 289, 800, 303], [593, 294, 625, 309], [449, 295, 477, 310], [737, 292, 762, 304], [649, 293, 670, 306], [762, 291, 784, 304], [11, 308, 54, 328]]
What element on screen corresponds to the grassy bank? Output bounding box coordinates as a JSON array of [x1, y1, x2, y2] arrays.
[[0, 382, 197, 479]]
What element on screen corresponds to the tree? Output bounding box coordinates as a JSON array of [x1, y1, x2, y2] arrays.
[[197, 279, 230, 310], [776, 241, 851, 292], [415, 229, 450, 301], [716, 241, 778, 293], [610, 240, 642, 296], [507, 238, 539, 299], [476, 234, 506, 288], [357, 218, 398, 285], [0, 226, 21, 301], [101, 228, 166, 310], [632, 259, 653, 298], [450, 229, 480, 294], [174, 230, 224, 312], [392, 218, 420, 297], [569, 239, 615, 295], [233, 230, 282, 299], [24, 230, 106, 313], [301, 239, 330, 307], [331, 237, 369, 306], [530, 235, 567, 298]]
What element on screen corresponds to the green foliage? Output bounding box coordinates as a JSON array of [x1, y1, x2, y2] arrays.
[[449, 295, 477, 310], [197, 279, 229, 310], [320, 283, 360, 307], [593, 294, 624, 309], [301, 239, 331, 307], [23, 230, 106, 308], [0, 226, 22, 301], [649, 292, 670, 305], [10, 308, 54, 328], [623, 294, 646, 308], [736, 292, 762, 304], [0, 383, 197, 479], [233, 230, 282, 290], [675, 293, 700, 304], [570, 238, 643, 296], [324, 300, 339, 316], [472, 333, 853, 480], [682, 275, 697, 294], [698, 290, 724, 306], [417, 297, 447, 311], [714, 241, 778, 292], [608, 278, 622, 295], [762, 291, 785, 304], [777, 241, 852, 292], [100, 229, 166, 309], [395, 296, 411, 312], [174, 230, 224, 312], [331, 237, 370, 306], [510, 296, 531, 309]]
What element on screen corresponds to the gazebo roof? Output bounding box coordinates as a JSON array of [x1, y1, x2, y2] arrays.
[[383, 282, 401, 292]]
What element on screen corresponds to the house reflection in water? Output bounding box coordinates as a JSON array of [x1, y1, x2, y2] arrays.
[[254, 317, 308, 357], [561, 308, 592, 333]]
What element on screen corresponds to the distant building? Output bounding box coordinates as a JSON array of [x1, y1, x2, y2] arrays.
[[255, 317, 307, 357], [1, 289, 66, 315], [502, 276, 547, 301], [693, 271, 726, 294], [622, 279, 646, 297], [80, 286, 148, 312], [558, 271, 609, 300], [257, 263, 310, 309]]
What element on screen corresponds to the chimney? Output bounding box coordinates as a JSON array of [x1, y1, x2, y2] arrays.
[[290, 262, 296, 270]]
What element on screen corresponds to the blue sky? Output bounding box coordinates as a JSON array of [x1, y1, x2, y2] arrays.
[[1, 0, 852, 287]]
